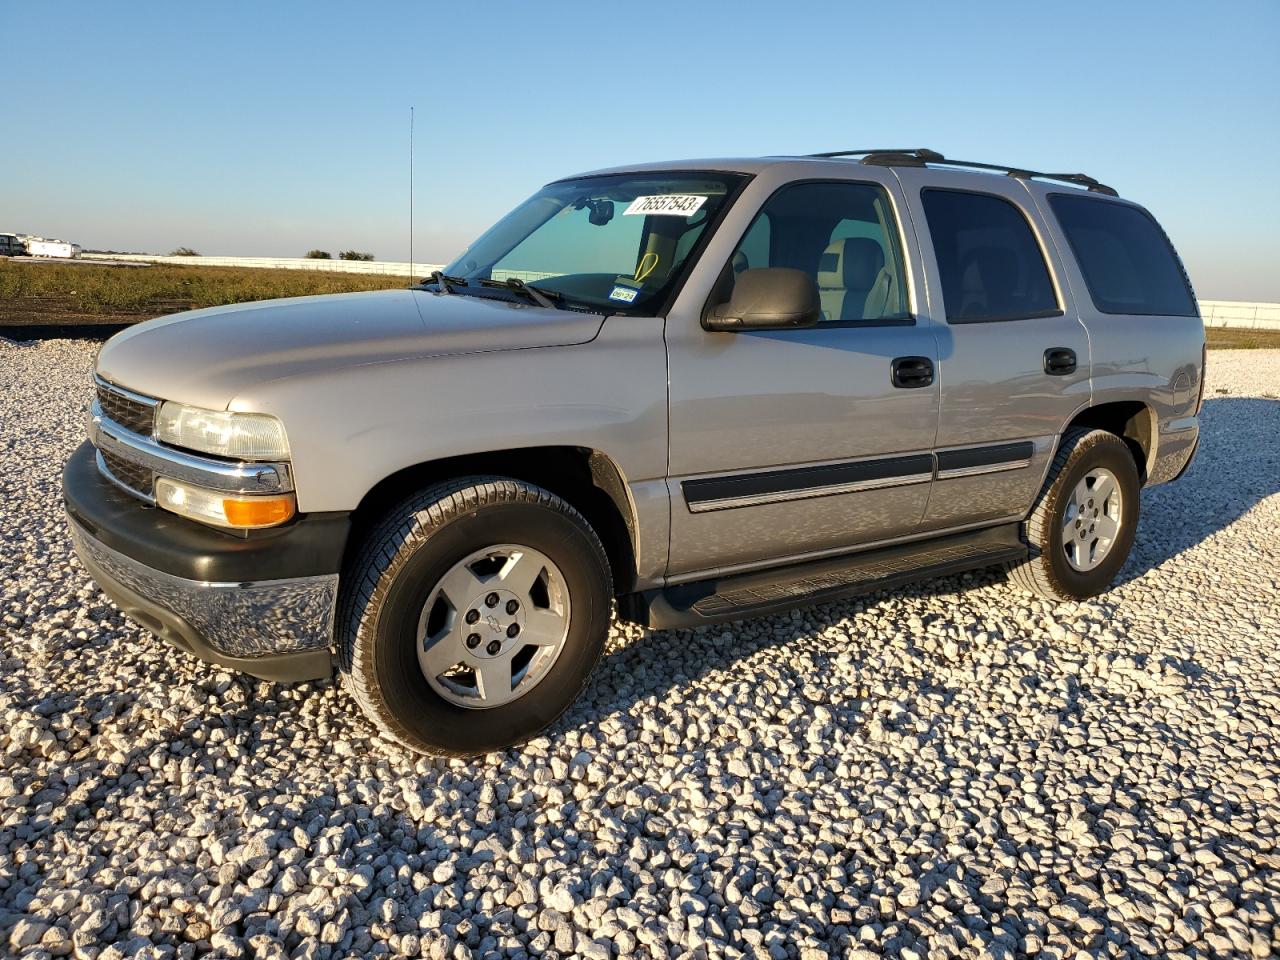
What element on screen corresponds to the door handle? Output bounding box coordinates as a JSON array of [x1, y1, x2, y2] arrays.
[[891, 356, 934, 389], [1044, 348, 1077, 376]]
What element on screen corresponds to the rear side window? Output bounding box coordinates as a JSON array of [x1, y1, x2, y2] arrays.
[[921, 189, 1059, 323], [1048, 194, 1196, 316]]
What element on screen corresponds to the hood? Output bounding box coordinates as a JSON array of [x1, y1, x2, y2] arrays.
[[95, 288, 605, 410]]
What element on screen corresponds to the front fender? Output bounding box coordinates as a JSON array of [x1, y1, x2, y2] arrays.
[[234, 317, 669, 516]]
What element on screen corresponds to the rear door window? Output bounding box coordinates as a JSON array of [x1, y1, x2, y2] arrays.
[[1048, 194, 1196, 316], [921, 189, 1059, 323]]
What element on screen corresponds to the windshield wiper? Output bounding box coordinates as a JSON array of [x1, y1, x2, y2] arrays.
[[477, 277, 561, 309], [421, 270, 469, 294]]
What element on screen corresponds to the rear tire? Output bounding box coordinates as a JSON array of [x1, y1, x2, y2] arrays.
[[1007, 428, 1140, 601], [338, 477, 613, 756]]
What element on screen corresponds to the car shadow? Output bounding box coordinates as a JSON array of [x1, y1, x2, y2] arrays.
[[1121, 395, 1280, 581]]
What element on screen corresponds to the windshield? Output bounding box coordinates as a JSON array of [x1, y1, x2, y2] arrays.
[[442, 171, 747, 313]]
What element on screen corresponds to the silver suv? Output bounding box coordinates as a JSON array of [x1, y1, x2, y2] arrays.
[[64, 149, 1204, 755]]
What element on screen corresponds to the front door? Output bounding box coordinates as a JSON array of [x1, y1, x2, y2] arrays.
[[664, 174, 941, 579]]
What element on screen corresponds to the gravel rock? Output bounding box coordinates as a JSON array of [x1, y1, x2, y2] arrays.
[[1, 339, 1278, 958]]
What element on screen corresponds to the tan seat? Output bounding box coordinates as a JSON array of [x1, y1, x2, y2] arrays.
[[816, 238, 889, 322]]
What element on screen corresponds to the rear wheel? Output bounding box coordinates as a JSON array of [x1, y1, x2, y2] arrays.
[[1007, 428, 1141, 600], [338, 478, 613, 756]]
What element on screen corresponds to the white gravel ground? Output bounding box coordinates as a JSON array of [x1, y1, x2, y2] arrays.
[[1, 339, 1278, 960]]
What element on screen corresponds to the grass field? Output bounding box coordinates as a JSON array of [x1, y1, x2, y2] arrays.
[[0, 258, 410, 324], [1204, 326, 1280, 349]]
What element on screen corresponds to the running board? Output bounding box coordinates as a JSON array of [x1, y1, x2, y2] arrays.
[[619, 524, 1027, 630]]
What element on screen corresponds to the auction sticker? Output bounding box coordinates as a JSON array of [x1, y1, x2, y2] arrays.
[[623, 194, 708, 217], [608, 285, 639, 303]]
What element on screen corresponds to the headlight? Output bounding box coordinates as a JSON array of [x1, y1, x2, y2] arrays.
[[155, 477, 296, 530], [155, 402, 289, 460]]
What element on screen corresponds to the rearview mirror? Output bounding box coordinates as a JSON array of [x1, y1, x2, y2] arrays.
[[587, 199, 614, 226], [703, 268, 821, 331]]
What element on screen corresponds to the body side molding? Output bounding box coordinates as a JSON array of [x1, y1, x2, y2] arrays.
[[682, 440, 1037, 512], [935, 440, 1035, 480]]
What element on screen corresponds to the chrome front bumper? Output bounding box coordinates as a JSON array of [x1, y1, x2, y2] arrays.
[[68, 514, 337, 681]]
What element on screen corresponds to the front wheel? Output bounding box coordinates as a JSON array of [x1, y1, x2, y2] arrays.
[[338, 478, 613, 756], [1007, 428, 1141, 601]]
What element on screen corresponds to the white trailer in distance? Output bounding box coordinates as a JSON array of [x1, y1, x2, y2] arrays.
[[26, 238, 82, 258]]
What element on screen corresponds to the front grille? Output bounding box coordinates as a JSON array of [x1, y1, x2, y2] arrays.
[[100, 449, 155, 499], [96, 380, 155, 435]]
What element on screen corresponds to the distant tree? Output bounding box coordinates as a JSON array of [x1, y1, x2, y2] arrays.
[[339, 250, 375, 261], [305, 249, 332, 259], [169, 247, 200, 256]]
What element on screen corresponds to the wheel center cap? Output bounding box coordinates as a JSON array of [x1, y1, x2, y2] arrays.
[[464, 588, 525, 657]]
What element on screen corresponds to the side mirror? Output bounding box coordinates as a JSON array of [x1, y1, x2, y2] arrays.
[[703, 268, 821, 331]]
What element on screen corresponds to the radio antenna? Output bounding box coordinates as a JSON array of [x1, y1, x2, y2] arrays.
[[409, 105, 415, 279]]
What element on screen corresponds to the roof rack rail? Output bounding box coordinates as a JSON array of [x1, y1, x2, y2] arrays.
[[806, 148, 944, 160], [805, 147, 1118, 197]]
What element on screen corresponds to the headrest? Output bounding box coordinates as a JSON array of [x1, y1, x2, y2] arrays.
[[961, 246, 1019, 293], [817, 237, 885, 290]]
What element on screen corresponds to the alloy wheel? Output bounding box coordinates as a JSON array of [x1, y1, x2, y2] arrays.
[[1061, 468, 1123, 572], [416, 544, 571, 709]]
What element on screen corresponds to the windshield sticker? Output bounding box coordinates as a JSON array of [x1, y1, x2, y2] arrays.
[[608, 285, 639, 304], [623, 194, 708, 217]]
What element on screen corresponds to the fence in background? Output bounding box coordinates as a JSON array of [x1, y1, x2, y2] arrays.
[[1198, 300, 1280, 331], [78, 255, 1280, 331]]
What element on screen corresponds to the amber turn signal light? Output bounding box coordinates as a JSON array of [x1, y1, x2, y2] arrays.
[[155, 477, 296, 530], [222, 496, 296, 528]]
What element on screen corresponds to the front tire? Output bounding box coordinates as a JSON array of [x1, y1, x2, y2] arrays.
[[338, 478, 613, 756], [1007, 428, 1141, 601]]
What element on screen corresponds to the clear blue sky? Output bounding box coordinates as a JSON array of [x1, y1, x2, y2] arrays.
[[4, 0, 1277, 299]]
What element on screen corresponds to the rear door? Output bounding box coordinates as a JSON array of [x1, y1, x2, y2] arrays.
[[663, 168, 941, 579], [892, 170, 1091, 531]]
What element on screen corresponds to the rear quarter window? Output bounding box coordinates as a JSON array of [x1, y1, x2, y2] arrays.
[[1048, 194, 1197, 317]]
